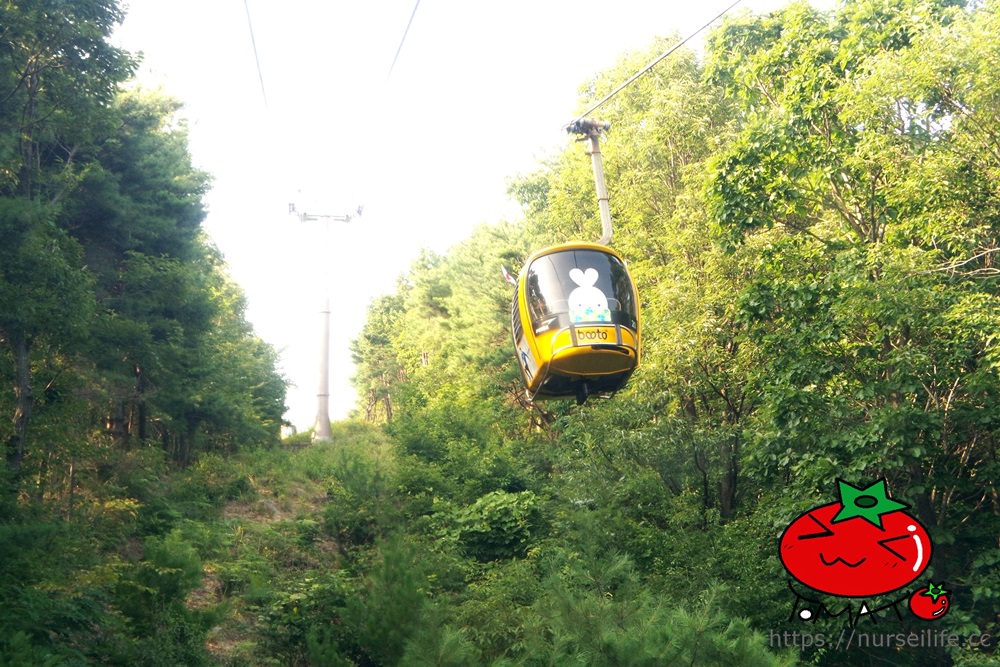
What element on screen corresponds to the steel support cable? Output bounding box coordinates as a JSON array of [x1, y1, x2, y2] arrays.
[[388, 0, 421, 80], [570, 0, 743, 124], [243, 0, 268, 107]]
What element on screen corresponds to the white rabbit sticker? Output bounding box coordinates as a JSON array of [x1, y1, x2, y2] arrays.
[[568, 267, 612, 323]]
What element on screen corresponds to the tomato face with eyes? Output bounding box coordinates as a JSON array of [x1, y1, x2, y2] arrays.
[[779, 480, 932, 598]]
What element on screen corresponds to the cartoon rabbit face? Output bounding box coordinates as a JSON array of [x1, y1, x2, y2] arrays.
[[568, 268, 611, 323]]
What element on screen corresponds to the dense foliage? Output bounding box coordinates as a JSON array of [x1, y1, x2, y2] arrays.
[[2, 0, 998, 665], [1, 2, 285, 661], [0, 1, 287, 475], [345, 0, 999, 664]]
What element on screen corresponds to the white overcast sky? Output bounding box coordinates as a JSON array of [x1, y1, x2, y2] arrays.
[[113, 0, 833, 431]]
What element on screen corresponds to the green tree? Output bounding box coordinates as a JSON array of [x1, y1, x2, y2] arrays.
[[352, 292, 408, 423], [0, 201, 96, 474], [702, 0, 1000, 652], [0, 0, 133, 477], [70, 90, 213, 452]]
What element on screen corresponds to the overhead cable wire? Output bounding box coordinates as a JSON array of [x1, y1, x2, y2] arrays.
[[570, 0, 743, 125], [243, 0, 268, 107], [387, 0, 421, 80]]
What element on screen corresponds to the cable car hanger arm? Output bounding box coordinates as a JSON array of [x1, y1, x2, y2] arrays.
[[566, 119, 613, 246]]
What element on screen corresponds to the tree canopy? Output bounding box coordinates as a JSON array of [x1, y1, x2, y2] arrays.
[[347, 0, 999, 663], [1, 3, 286, 481]]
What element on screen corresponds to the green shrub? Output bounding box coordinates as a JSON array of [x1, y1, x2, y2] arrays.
[[320, 442, 397, 550], [455, 490, 541, 561], [129, 607, 217, 667], [254, 571, 354, 666], [340, 535, 435, 665], [508, 579, 794, 667], [0, 631, 63, 667], [114, 529, 204, 630]]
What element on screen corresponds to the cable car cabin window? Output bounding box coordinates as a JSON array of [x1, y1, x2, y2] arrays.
[[511, 284, 524, 342], [525, 249, 637, 334]]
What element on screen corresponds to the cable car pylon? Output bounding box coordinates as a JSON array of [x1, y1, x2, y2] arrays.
[[509, 119, 641, 405]]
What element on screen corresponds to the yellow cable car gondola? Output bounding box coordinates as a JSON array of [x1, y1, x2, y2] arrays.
[[510, 119, 641, 404], [511, 241, 640, 404], [510, 118, 640, 404]]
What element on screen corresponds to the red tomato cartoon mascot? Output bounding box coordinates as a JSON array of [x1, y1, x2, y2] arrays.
[[909, 582, 950, 620], [780, 479, 931, 598]]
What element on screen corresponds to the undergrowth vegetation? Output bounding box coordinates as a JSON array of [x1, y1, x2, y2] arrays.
[[1, 421, 796, 665]]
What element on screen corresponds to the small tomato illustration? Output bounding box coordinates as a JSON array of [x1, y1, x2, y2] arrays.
[[779, 479, 931, 597], [909, 582, 950, 620]]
